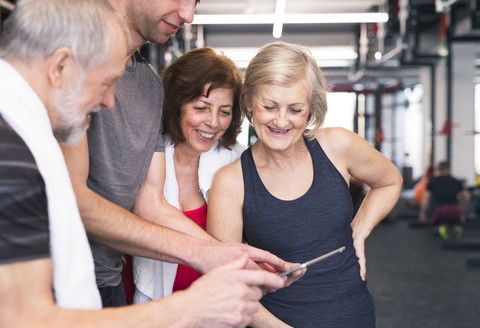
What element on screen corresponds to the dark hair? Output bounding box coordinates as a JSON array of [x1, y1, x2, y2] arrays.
[[438, 161, 450, 172], [162, 47, 243, 149]]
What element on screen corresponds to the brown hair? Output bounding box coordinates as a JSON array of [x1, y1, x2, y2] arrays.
[[162, 47, 243, 149]]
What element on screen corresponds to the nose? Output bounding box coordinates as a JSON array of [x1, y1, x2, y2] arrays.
[[273, 109, 289, 128], [101, 86, 116, 110], [205, 111, 219, 129], [178, 0, 196, 25]]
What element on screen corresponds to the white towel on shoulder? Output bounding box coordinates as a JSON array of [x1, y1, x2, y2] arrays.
[[0, 59, 101, 309], [133, 138, 245, 301]]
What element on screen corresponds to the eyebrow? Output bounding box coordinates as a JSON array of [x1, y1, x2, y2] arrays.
[[260, 98, 306, 106], [198, 99, 233, 108]]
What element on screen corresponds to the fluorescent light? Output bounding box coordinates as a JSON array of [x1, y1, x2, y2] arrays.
[[193, 14, 274, 25], [272, 24, 283, 39], [214, 46, 358, 69], [192, 13, 388, 25], [283, 13, 388, 24], [273, 0, 287, 39]]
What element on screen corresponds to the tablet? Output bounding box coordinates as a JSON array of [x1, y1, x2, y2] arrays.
[[278, 246, 346, 277]]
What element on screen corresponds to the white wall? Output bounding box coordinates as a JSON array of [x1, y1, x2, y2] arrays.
[[451, 42, 476, 186]]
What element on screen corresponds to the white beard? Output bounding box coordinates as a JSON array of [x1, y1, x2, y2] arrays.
[[53, 76, 98, 145]]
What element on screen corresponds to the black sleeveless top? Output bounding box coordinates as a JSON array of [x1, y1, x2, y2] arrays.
[[242, 136, 375, 327]]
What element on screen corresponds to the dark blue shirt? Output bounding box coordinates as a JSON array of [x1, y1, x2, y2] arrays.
[[0, 114, 49, 264], [242, 136, 375, 327]]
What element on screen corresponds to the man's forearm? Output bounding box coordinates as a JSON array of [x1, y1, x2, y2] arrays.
[[49, 293, 194, 328], [76, 185, 209, 268]]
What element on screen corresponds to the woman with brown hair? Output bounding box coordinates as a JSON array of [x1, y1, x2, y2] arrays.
[[133, 47, 246, 303]]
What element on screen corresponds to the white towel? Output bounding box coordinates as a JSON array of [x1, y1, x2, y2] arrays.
[[0, 59, 101, 309], [133, 138, 245, 301]]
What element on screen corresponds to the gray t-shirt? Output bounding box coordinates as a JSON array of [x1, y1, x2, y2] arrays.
[[86, 52, 165, 287]]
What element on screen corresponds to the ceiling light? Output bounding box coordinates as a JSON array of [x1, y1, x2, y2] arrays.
[[273, 0, 287, 39], [192, 13, 389, 25], [214, 46, 358, 69]]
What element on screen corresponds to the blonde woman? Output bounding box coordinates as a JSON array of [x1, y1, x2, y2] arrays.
[[207, 41, 403, 327]]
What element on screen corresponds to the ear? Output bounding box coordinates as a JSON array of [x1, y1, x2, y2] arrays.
[[246, 107, 253, 120], [46, 47, 76, 89]]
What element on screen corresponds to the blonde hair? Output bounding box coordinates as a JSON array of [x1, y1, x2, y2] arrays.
[[240, 41, 328, 138]]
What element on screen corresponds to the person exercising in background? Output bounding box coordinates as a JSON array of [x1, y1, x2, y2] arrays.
[[420, 161, 470, 239]]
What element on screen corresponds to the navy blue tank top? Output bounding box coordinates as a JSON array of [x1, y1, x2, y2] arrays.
[[242, 137, 375, 327]]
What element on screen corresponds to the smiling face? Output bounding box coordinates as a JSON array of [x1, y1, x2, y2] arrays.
[[126, 0, 198, 46], [249, 80, 310, 152], [179, 85, 234, 154]]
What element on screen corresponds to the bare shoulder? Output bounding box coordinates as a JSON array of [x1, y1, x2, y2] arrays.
[[209, 157, 244, 216], [212, 157, 243, 187], [315, 126, 351, 140], [313, 127, 377, 182], [314, 127, 356, 153]]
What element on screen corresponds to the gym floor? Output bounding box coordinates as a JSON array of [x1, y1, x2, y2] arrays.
[[366, 196, 480, 328]]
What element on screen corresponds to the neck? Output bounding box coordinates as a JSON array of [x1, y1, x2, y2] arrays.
[[174, 142, 202, 167], [253, 138, 308, 169], [109, 0, 146, 64], [125, 32, 146, 64]]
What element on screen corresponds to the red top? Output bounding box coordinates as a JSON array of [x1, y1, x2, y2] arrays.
[[172, 203, 208, 292]]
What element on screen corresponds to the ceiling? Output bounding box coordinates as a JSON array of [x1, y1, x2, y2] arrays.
[[194, 0, 388, 66], [2, 0, 476, 92], [189, 0, 469, 91]]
